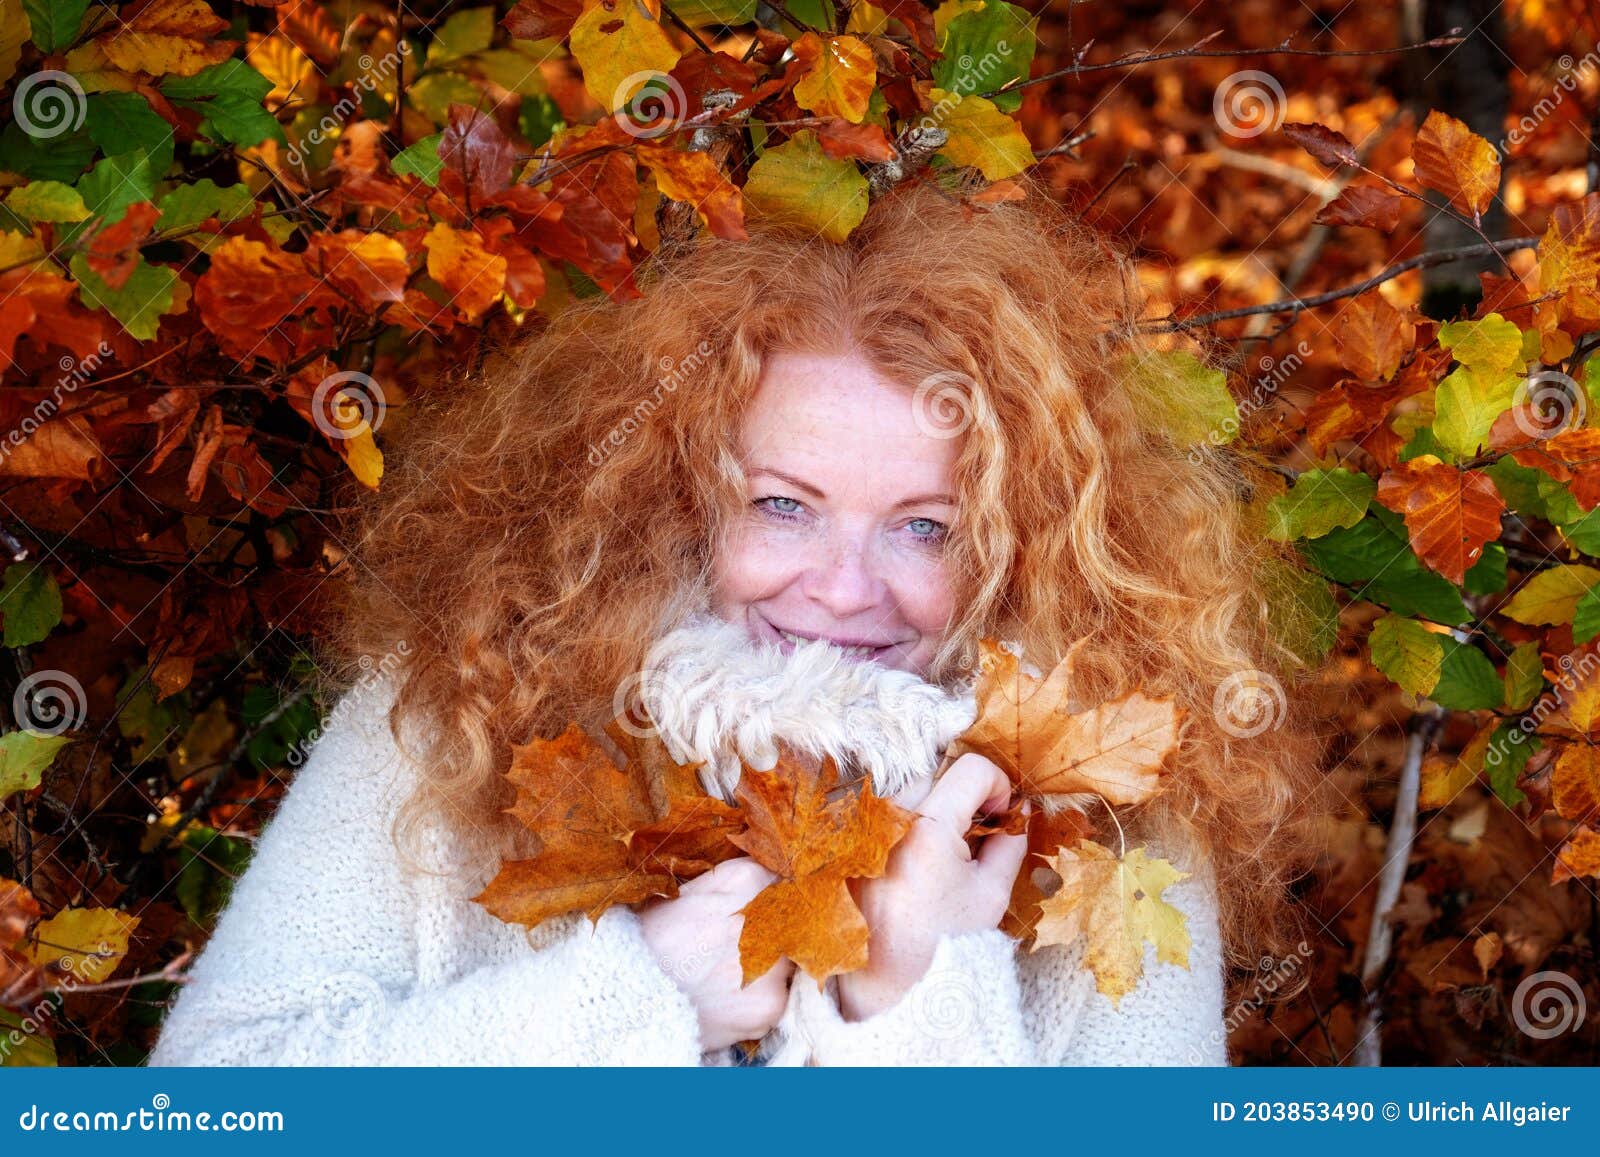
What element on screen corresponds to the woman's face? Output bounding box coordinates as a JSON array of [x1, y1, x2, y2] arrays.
[[711, 348, 959, 678]]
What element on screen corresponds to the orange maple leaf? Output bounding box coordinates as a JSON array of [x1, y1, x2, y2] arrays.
[[474, 722, 741, 927], [729, 753, 914, 986]]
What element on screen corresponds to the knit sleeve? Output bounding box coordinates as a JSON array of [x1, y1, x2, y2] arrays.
[[778, 929, 1037, 1065], [147, 677, 706, 1067], [780, 846, 1229, 1066]]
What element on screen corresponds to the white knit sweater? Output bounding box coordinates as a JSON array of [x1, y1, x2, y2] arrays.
[[148, 616, 1230, 1067]]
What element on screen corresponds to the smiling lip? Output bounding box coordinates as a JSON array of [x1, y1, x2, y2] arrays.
[[760, 616, 904, 655]]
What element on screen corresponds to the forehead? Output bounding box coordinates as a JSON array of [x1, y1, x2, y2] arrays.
[[738, 350, 961, 491]]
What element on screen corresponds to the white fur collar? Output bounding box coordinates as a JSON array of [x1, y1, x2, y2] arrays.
[[628, 613, 979, 803]]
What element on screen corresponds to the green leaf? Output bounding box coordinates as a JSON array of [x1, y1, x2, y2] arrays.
[[1120, 348, 1238, 449], [0, 730, 72, 800], [1429, 638, 1504, 710], [1370, 614, 1443, 695], [4, 181, 87, 223], [1462, 541, 1507, 595], [1433, 364, 1518, 457], [69, 253, 176, 341], [116, 667, 188, 765], [155, 178, 253, 234], [0, 121, 95, 183], [23, 0, 88, 52], [175, 825, 254, 927], [1265, 467, 1375, 541], [1483, 723, 1533, 807], [392, 131, 444, 185], [1575, 584, 1600, 643], [1438, 312, 1524, 374], [672, 0, 759, 23], [1398, 424, 1450, 463], [1502, 641, 1544, 712], [0, 1009, 56, 1067], [181, 91, 285, 148], [86, 92, 175, 175], [1260, 555, 1339, 667], [0, 563, 61, 647], [406, 72, 483, 124], [933, 1, 1037, 114], [518, 92, 565, 150], [74, 149, 156, 225], [160, 59, 275, 104], [1299, 507, 1472, 625], [1485, 457, 1582, 524], [427, 6, 496, 67], [743, 129, 869, 244]]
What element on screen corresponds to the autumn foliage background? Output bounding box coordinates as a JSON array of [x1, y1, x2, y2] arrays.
[[1, 0, 1599, 1066]]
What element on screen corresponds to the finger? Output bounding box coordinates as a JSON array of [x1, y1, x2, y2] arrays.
[[917, 753, 1014, 832], [685, 856, 776, 896], [975, 826, 1031, 890]]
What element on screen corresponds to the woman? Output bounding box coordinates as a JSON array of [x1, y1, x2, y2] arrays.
[[148, 180, 1323, 1067]]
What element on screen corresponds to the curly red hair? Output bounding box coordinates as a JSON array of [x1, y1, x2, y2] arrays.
[[328, 177, 1329, 982]]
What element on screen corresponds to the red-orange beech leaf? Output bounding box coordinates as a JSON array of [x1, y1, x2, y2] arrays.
[[1335, 290, 1412, 382], [729, 753, 914, 986], [1412, 110, 1500, 222], [1374, 460, 1506, 586], [85, 203, 160, 291]]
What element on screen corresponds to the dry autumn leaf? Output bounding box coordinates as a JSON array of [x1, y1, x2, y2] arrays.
[[729, 753, 914, 986], [1412, 109, 1501, 223], [1033, 839, 1192, 1005], [473, 722, 742, 927], [946, 638, 1182, 805]]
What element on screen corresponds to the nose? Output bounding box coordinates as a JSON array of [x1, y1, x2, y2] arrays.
[[798, 525, 889, 620]]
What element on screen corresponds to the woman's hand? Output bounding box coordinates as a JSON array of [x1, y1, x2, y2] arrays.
[[636, 856, 796, 1051], [836, 753, 1030, 1022]]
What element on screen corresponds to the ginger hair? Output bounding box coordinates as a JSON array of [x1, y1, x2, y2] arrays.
[[327, 176, 1329, 982]]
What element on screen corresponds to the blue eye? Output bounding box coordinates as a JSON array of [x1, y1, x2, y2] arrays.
[[908, 517, 948, 541], [756, 496, 804, 520]]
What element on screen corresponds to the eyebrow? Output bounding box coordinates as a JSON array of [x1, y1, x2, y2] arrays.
[[748, 464, 956, 509]]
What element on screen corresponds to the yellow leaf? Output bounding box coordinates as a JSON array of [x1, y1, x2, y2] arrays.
[[25, 907, 139, 985], [743, 130, 869, 244], [0, 0, 29, 88], [1033, 840, 1191, 1006], [792, 33, 876, 124], [929, 87, 1034, 180], [97, 0, 236, 79], [1502, 564, 1600, 625], [570, 0, 681, 113], [1419, 722, 1491, 809], [1438, 312, 1523, 374], [339, 422, 384, 490]]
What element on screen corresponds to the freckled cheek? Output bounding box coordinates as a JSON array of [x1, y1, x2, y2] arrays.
[[892, 556, 956, 634], [713, 525, 805, 603]]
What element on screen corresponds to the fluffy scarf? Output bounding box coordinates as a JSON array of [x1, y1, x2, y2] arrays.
[[634, 612, 980, 804], [629, 612, 990, 1065]]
